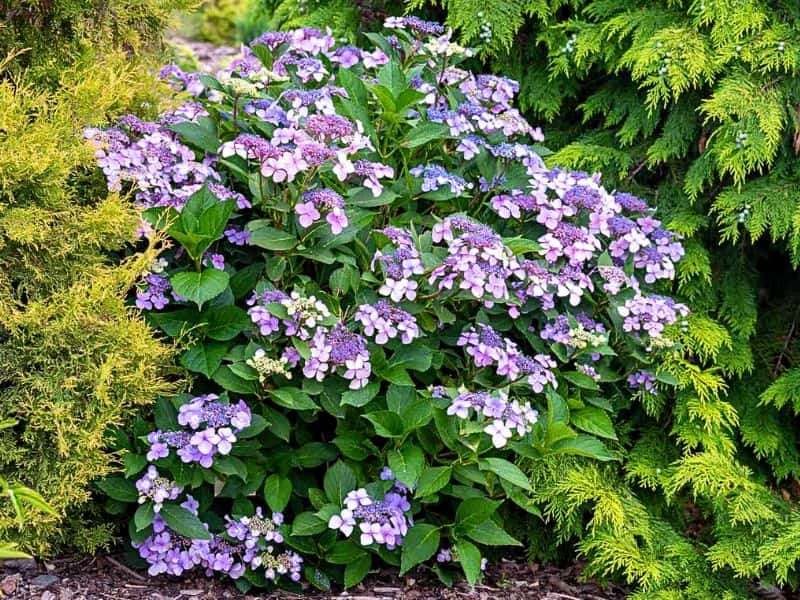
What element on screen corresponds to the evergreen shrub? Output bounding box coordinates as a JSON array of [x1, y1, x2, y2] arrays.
[[0, 0, 188, 553], [88, 21, 716, 595]]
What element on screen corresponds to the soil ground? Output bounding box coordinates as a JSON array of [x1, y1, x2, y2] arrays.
[[2, 555, 628, 600]]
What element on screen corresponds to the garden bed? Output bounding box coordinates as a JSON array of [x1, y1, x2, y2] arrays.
[[3, 557, 626, 599]]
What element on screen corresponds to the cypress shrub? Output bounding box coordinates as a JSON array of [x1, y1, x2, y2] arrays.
[[0, 0, 188, 553]]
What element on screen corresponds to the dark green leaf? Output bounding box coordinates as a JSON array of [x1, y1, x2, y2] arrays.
[[455, 539, 482, 586], [415, 466, 451, 498], [571, 407, 617, 440], [292, 512, 328, 536], [387, 445, 424, 488], [341, 382, 380, 407], [551, 435, 617, 461], [203, 306, 252, 340], [160, 504, 212, 540], [456, 497, 500, 531], [180, 341, 228, 378], [324, 461, 357, 505], [134, 503, 154, 531], [247, 220, 297, 250], [399, 524, 440, 575], [213, 365, 259, 394], [170, 269, 230, 309], [479, 457, 532, 491], [95, 477, 137, 502], [465, 520, 522, 546], [270, 388, 319, 411], [344, 554, 372, 588], [169, 117, 220, 153], [263, 474, 292, 512], [362, 411, 404, 437]]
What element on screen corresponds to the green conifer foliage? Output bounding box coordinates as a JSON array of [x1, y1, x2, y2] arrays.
[[0, 1, 185, 553]]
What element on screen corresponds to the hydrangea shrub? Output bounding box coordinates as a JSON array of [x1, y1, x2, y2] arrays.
[[90, 19, 690, 592]]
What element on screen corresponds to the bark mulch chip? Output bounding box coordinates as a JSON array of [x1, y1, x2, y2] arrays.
[[2, 555, 628, 600]]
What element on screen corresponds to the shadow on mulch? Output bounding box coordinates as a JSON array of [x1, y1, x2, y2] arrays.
[[2, 555, 628, 600]]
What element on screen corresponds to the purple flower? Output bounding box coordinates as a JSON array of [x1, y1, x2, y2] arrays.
[[411, 164, 472, 195], [355, 301, 420, 345], [135, 466, 182, 512]]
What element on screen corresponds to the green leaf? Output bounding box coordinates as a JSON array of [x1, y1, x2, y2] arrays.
[[387, 384, 415, 412], [465, 520, 522, 546], [326, 541, 367, 565], [95, 477, 138, 503], [502, 237, 542, 255], [124, 453, 147, 477], [160, 504, 212, 540], [333, 434, 370, 461], [552, 435, 616, 461], [263, 474, 292, 512], [378, 60, 406, 97], [350, 187, 398, 207], [294, 442, 338, 468], [203, 306, 252, 340], [247, 220, 298, 250], [324, 461, 357, 505], [400, 399, 433, 432], [180, 341, 228, 378], [571, 407, 617, 440], [478, 457, 532, 491], [170, 269, 230, 309], [270, 387, 319, 411], [237, 413, 269, 438], [134, 503, 154, 531], [656, 370, 680, 386], [341, 381, 380, 407], [230, 263, 264, 300], [455, 539, 482, 586], [213, 455, 248, 479], [415, 466, 452, 498], [213, 365, 259, 395], [362, 411, 404, 437], [154, 397, 179, 430], [389, 345, 433, 372], [456, 497, 500, 531], [562, 370, 601, 391], [387, 445, 424, 488], [400, 524, 440, 575], [402, 121, 450, 148], [292, 512, 328, 536], [344, 554, 372, 588], [169, 117, 220, 153], [147, 309, 200, 337], [0, 543, 31, 560]]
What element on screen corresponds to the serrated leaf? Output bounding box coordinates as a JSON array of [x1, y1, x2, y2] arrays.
[[344, 554, 372, 588], [180, 341, 228, 378], [263, 474, 292, 512], [387, 445, 424, 488], [247, 220, 298, 250], [324, 461, 357, 505], [455, 539, 482, 586], [400, 524, 440, 574], [571, 407, 617, 440], [95, 477, 138, 502], [415, 466, 451, 498], [465, 519, 521, 546], [160, 504, 212, 540], [170, 269, 229, 309], [478, 457, 532, 491]]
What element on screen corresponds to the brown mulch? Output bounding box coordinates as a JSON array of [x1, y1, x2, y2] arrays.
[[2, 555, 628, 600]]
